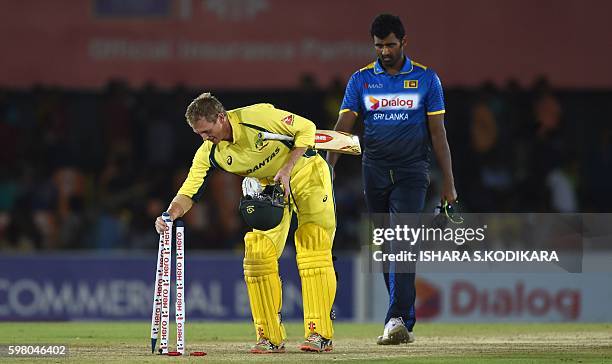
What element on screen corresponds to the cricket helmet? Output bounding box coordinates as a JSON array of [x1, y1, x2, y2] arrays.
[[239, 183, 285, 231]]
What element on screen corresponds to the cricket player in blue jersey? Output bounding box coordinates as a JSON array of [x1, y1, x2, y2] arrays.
[[327, 13, 457, 344]]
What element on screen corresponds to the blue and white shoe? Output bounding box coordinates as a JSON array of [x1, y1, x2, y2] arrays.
[[376, 317, 415, 345]]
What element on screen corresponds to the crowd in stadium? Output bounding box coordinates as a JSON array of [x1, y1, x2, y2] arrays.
[[0, 76, 610, 251]]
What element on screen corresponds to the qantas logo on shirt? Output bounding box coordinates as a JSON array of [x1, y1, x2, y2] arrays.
[[246, 146, 281, 174], [365, 94, 420, 111]]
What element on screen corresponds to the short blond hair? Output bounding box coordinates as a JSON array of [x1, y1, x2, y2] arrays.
[[185, 92, 225, 126]]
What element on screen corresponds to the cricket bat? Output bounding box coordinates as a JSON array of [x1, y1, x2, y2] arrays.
[[258, 130, 361, 155]]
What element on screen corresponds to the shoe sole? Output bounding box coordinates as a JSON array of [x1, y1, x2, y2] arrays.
[[378, 326, 411, 345], [299, 345, 333, 352]]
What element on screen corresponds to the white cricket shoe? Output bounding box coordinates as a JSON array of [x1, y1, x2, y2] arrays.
[[376, 317, 415, 345]]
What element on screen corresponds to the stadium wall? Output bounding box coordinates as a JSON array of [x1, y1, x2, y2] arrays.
[[0, 0, 609, 88], [1, 253, 611, 322]]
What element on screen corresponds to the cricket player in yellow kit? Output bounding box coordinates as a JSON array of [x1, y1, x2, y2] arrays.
[[154, 93, 336, 353]]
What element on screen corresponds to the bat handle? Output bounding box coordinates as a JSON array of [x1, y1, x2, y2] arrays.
[[258, 131, 294, 141]]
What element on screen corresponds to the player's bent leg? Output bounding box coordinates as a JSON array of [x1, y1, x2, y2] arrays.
[[243, 232, 286, 353], [295, 223, 336, 352]]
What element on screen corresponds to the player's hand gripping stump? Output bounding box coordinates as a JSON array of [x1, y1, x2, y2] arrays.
[[150, 212, 187, 356]]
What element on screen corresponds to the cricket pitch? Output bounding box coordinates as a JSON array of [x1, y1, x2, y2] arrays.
[[0, 322, 610, 363]]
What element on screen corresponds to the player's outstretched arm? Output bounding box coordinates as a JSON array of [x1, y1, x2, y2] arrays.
[[154, 194, 193, 233]]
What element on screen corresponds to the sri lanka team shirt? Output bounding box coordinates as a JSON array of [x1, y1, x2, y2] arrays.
[[340, 56, 445, 170]]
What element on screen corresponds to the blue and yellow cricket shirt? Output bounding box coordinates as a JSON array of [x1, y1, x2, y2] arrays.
[[340, 56, 445, 170], [177, 104, 316, 202]]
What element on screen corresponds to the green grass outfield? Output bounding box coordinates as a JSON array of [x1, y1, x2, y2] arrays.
[[0, 322, 611, 363]]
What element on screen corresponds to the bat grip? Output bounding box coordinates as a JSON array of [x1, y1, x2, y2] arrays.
[[258, 131, 294, 141]]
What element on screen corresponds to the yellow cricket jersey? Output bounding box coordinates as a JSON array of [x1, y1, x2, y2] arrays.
[[177, 103, 317, 202]]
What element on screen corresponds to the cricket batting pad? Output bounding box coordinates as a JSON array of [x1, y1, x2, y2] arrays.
[[243, 232, 286, 345], [295, 223, 336, 339]]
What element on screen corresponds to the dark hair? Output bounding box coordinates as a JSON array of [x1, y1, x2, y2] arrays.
[[370, 13, 405, 40]]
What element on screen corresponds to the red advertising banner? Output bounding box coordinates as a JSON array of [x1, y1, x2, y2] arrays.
[[0, 0, 610, 89]]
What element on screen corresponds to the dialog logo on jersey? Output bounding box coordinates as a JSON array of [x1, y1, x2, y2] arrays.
[[364, 94, 420, 111], [369, 96, 380, 110]]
